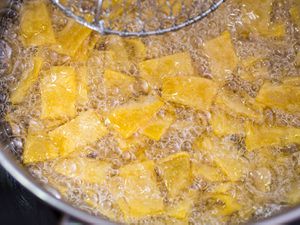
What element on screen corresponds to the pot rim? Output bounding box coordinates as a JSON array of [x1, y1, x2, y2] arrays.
[[1, 1, 300, 224], [0, 143, 117, 225]]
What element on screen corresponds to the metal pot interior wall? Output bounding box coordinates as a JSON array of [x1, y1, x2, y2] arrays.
[[0, 1, 299, 225]]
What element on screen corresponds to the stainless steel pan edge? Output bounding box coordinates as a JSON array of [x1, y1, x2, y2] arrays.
[[0, 141, 116, 225], [0, 0, 300, 224]]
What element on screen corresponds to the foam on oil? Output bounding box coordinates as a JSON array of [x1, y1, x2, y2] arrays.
[[1, 0, 299, 224]]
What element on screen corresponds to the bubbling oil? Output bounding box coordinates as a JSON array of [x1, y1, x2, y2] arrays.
[[1, 0, 300, 224]]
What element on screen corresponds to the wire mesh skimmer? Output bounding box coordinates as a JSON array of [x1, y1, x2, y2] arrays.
[[50, 0, 225, 37]]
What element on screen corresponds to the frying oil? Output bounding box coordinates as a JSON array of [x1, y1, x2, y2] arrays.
[[1, 0, 299, 224]]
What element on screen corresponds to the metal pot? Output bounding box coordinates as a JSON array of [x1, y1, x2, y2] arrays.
[[0, 1, 299, 224]]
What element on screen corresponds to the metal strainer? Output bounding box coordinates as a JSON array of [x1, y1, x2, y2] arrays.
[[50, 0, 225, 37]]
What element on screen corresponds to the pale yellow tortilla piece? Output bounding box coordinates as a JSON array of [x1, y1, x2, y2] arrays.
[[166, 197, 193, 220], [157, 152, 192, 198], [245, 121, 300, 151], [115, 134, 146, 152], [141, 114, 174, 141], [23, 122, 59, 164], [20, 1, 56, 47], [256, 82, 300, 113], [203, 31, 238, 82], [240, 0, 286, 38], [139, 52, 194, 88], [11, 57, 43, 104], [111, 161, 164, 220], [123, 39, 147, 62], [49, 110, 108, 156], [40, 66, 77, 120], [211, 194, 241, 216], [51, 19, 92, 57], [73, 34, 101, 62], [54, 157, 111, 184], [192, 163, 225, 182], [215, 90, 263, 122], [103, 69, 136, 97], [210, 110, 245, 137], [194, 136, 249, 182], [23, 132, 59, 164], [290, 4, 300, 27], [162, 76, 218, 111], [108, 96, 164, 138]]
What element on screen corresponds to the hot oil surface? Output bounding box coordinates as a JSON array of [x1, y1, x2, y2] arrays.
[[1, 0, 300, 224]]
